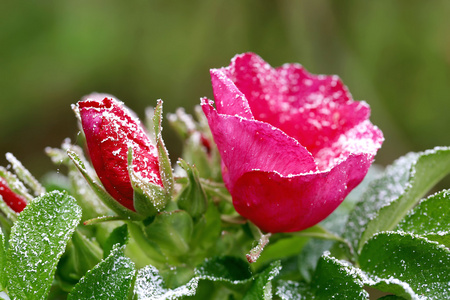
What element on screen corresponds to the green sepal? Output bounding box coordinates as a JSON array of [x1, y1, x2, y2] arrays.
[[177, 159, 208, 219], [127, 148, 169, 218], [71, 230, 103, 277], [67, 149, 143, 221], [5, 152, 45, 197], [145, 210, 194, 259], [0, 166, 33, 202], [0, 195, 17, 224], [153, 100, 174, 196]]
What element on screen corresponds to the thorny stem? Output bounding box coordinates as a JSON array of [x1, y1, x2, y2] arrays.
[[246, 227, 272, 264]]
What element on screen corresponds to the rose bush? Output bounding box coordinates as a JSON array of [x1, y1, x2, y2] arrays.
[[76, 94, 163, 211], [202, 53, 384, 233]]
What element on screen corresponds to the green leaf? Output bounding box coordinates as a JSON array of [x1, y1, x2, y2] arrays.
[[396, 189, 450, 246], [359, 232, 450, 299], [0, 227, 5, 290], [103, 223, 129, 258], [359, 147, 450, 252], [275, 280, 310, 300], [67, 149, 143, 221], [153, 100, 174, 196], [68, 245, 135, 300], [243, 261, 281, 300], [297, 239, 335, 283], [344, 152, 419, 254], [195, 256, 252, 283], [6, 191, 81, 300], [310, 253, 368, 300], [71, 230, 103, 276], [134, 264, 199, 299], [145, 210, 193, 258]]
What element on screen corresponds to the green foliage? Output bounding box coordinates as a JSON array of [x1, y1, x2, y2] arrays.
[[397, 189, 450, 246], [359, 147, 450, 252], [0, 228, 5, 290], [359, 232, 450, 299], [68, 245, 135, 300], [6, 191, 81, 300]]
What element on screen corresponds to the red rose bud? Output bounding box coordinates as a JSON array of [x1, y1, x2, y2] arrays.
[[202, 53, 384, 233], [77, 94, 163, 211], [0, 177, 27, 213]]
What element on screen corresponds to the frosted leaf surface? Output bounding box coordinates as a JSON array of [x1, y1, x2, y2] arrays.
[[397, 189, 450, 246], [275, 280, 309, 300], [6, 191, 81, 300], [134, 265, 198, 300], [68, 245, 135, 300], [0, 227, 5, 290], [242, 261, 281, 300], [359, 232, 450, 300], [344, 152, 419, 252], [359, 147, 450, 252], [310, 253, 369, 300]]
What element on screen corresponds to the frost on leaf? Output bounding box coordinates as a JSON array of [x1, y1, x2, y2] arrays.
[[134, 265, 198, 300], [6, 191, 81, 300], [68, 245, 135, 300], [344, 152, 419, 252]]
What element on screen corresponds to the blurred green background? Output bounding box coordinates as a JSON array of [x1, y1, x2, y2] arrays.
[[1, 0, 450, 178]]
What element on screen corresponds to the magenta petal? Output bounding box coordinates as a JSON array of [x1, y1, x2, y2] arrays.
[[210, 69, 254, 119], [232, 153, 373, 233], [204, 53, 384, 233], [201, 99, 317, 189], [220, 53, 371, 155]]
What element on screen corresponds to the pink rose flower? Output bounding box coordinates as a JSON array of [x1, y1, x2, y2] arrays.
[[0, 177, 27, 213], [202, 53, 383, 233], [77, 94, 162, 211]]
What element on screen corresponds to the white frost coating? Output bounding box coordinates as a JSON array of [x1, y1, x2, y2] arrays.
[[5, 152, 46, 197], [134, 265, 199, 300], [6, 191, 82, 299]]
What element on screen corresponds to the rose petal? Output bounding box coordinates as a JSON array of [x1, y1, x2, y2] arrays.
[[232, 153, 373, 233], [210, 69, 253, 119], [201, 99, 317, 189], [218, 53, 371, 157]]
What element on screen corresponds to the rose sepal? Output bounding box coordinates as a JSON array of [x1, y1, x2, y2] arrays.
[[127, 148, 170, 218], [176, 159, 208, 219], [153, 99, 174, 195], [67, 149, 143, 221]]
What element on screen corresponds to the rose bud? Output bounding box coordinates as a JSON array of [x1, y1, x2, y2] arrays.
[[202, 53, 384, 233], [0, 177, 27, 213], [76, 94, 164, 212]]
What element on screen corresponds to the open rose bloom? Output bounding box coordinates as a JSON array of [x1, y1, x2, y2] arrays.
[[202, 53, 384, 233]]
